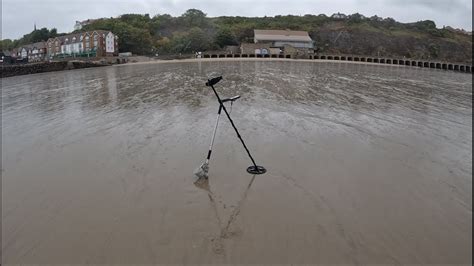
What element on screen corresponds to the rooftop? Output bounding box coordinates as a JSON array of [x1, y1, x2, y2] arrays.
[[254, 29, 313, 42], [20, 41, 46, 50]]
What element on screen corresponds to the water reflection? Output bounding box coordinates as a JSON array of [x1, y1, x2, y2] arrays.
[[2, 61, 471, 121], [106, 66, 118, 104]]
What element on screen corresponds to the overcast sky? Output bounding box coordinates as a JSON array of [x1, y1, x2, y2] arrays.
[[2, 0, 472, 40]]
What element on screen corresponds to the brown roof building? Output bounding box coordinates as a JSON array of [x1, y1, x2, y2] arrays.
[[26, 42, 47, 62], [46, 30, 118, 59], [254, 29, 314, 49]]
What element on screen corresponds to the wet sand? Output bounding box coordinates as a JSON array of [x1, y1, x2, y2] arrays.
[[2, 60, 472, 264]]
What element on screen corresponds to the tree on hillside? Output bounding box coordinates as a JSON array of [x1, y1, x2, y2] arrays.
[[119, 14, 151, 31], [150, 14, 177, 37], [111, 22, 153, 54], [214, 27, 237, 47], [83, 19, 153, 54], [348, 13, 367, 24], [231, 24, 256, 42], [412, 20, 437, 30], [29, 28, 56, 43], [15, 27, 58, 46], [0, 39, 14, 50], [180, 9, 208, 28], [1, 27, 58, 50], [169, 27, 211, 53], [187, 27, 211, 51], [156, 37, 171, 53]]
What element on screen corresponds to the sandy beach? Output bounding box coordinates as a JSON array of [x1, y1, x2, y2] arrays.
[[2, 60, 471, 264]]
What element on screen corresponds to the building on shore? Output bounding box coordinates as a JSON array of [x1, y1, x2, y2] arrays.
[[10, 48, 19, 62], [5, 30, 118, 64], [74, 19, 99, 31], [9, 47, 29, 63], [59, 33, 83, 55], [47, 37, 62, 57], [240, 29, 314, 58], [46, 30, 119, 60], [254, 29, 314, 49], [25, 42, 47, 62], [0, 50, 13, 64]]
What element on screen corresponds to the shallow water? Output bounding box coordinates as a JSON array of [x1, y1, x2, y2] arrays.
[[2, 60, 472, 264]]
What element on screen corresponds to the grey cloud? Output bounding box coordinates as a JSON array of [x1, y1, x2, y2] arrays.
[[385, 0, 470, 11]]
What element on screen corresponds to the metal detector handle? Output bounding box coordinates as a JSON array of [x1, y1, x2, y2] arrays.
[[222, 95, 240, 103], [206, 76, 222, 87]]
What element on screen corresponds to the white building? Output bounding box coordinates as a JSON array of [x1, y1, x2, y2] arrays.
[[74, 19, 98, 31], [331, 12, 348, 19], [60, 33, 84, 55], [20, 47, 28, 58], [105, 32, 115, 53]]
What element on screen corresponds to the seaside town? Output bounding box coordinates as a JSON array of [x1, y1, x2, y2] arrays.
[[1, 18, 318, 65], [1, 22, 119, 64], [1, 10, 472, 74]]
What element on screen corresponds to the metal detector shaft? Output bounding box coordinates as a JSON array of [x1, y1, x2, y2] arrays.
[[206, 104, 222, 164], [209, 84, 260, 170]]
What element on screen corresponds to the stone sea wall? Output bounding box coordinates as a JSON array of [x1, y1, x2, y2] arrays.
[[1, 61, 109, 78]]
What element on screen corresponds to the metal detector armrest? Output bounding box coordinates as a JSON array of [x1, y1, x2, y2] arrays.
[[222, 95, 240, 103]]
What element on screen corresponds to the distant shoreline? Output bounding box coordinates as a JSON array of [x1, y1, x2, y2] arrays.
[[116, 57, 463, 73], [120, 57, 403, 66], [2, 57, 469, 78]]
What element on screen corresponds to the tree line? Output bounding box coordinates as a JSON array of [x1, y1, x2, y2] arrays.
[[1, 28, 59, 50], [1, 9, 471, 58]]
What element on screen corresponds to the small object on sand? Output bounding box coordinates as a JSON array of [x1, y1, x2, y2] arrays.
[[194, 162, 209, 179]]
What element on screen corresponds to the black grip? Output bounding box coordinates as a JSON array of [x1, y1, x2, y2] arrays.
[[206, 76, 222, 86]]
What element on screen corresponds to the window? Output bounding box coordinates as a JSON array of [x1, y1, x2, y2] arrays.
[[73, 37, 76, 41]]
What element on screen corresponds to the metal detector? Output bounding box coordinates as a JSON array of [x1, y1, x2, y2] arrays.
[[194, 76, 266, 178]]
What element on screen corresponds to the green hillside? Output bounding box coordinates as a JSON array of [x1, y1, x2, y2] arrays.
[[2, 9, 472, 63]]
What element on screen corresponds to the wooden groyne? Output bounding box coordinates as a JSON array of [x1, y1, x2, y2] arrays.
[[201, 53, 472, 74]]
